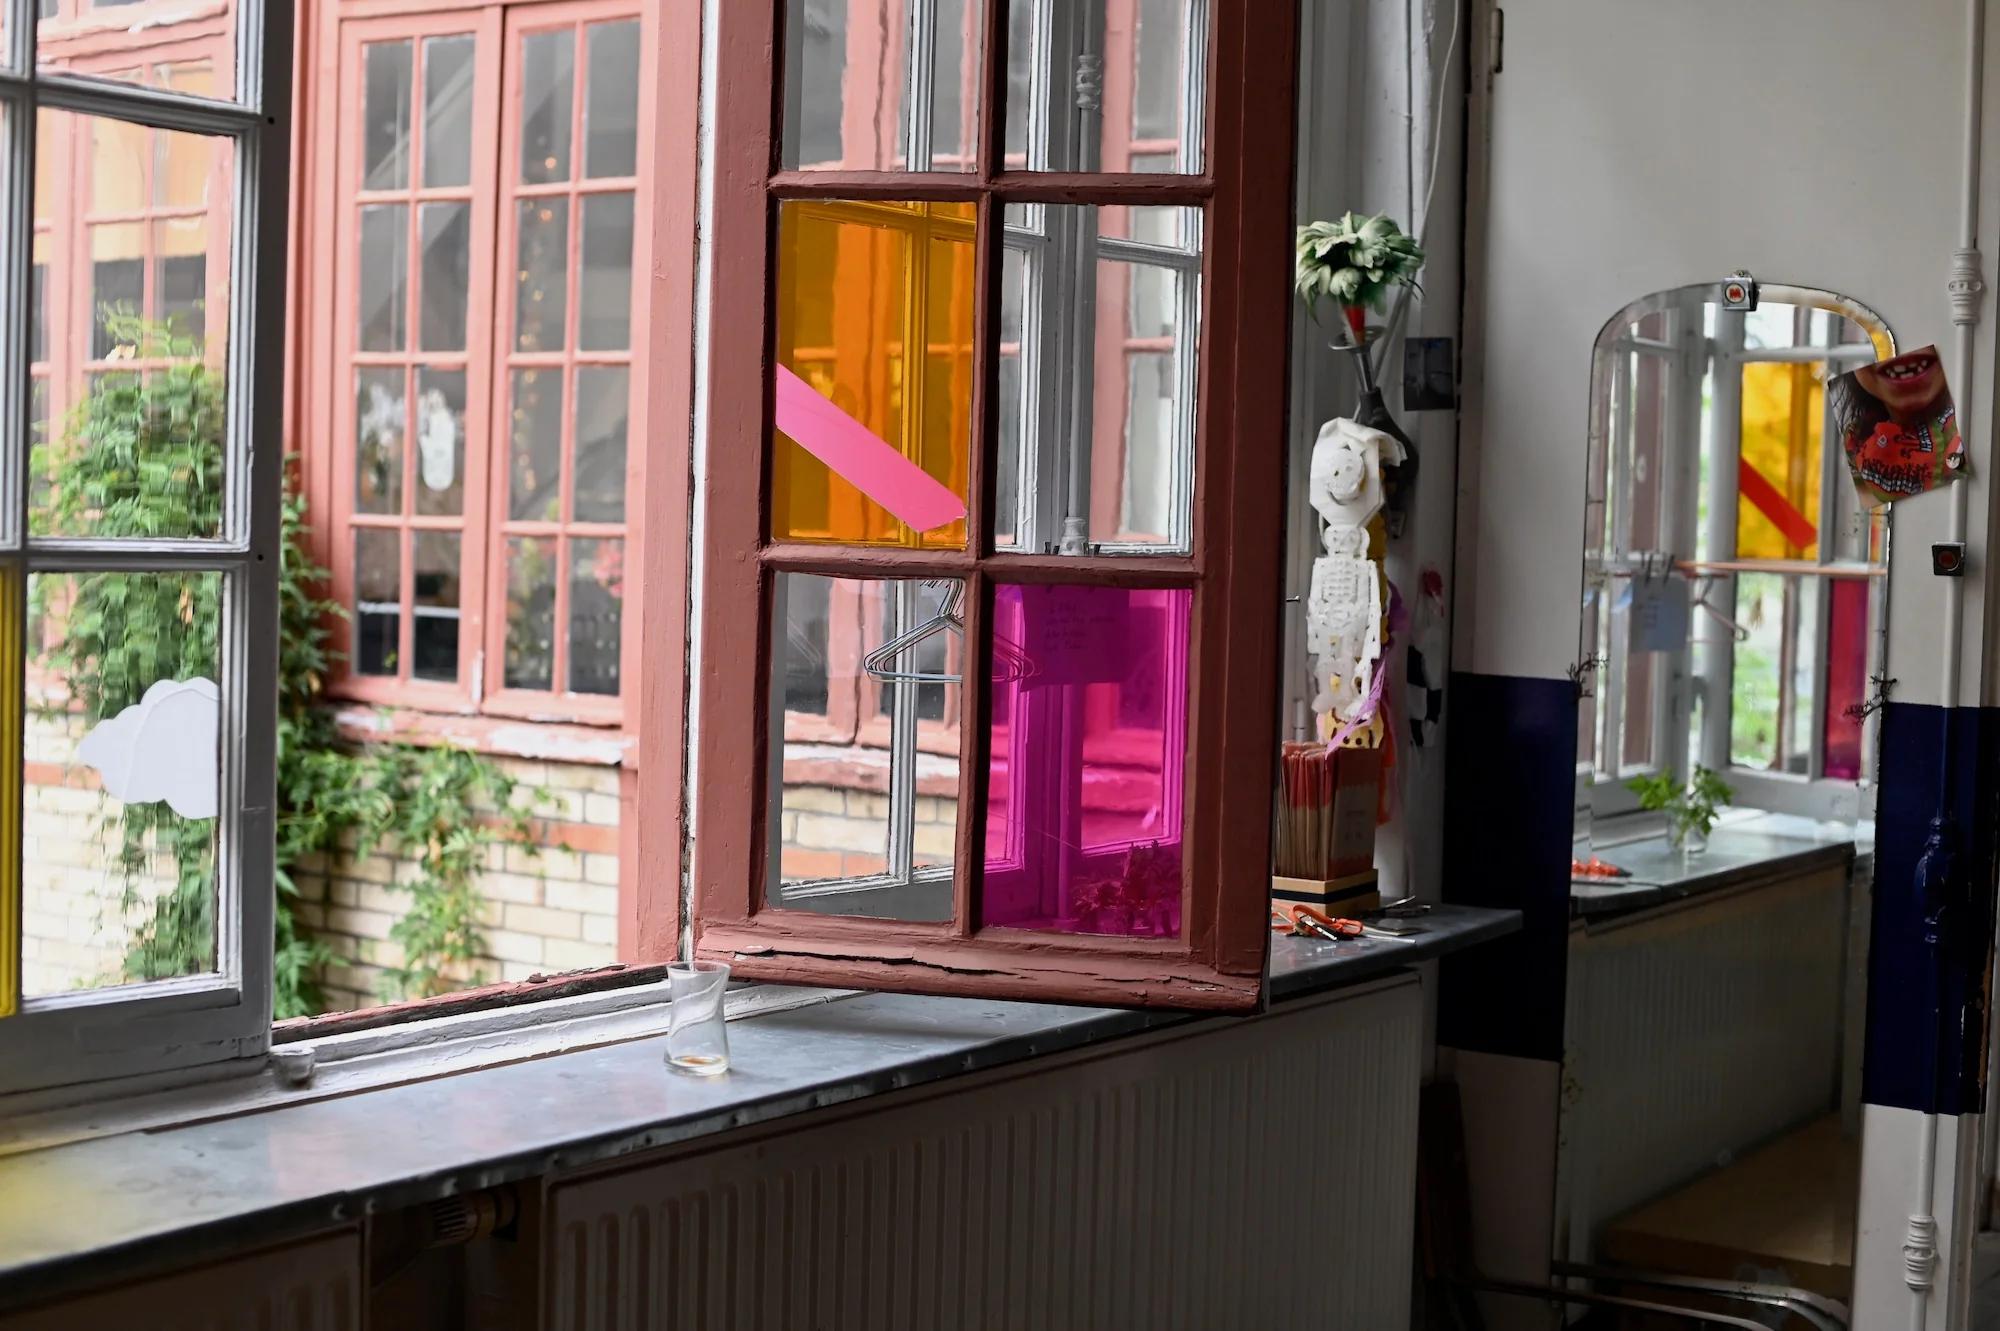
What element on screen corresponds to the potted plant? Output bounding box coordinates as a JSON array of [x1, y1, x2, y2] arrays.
[[1294, 211, 1427, 350], [1626, 766, 1735, 854], [1294, 212, 1427, 529]]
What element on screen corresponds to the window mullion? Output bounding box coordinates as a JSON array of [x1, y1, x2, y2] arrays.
[[34, 75, 260, 138], [1697, 313, 1747, 773], [1056, 202, 1095, 553], [886, 581, 918, 883], [1171, 243, 1199, 553], [1, 82, 27, 559], [0, 88, 17, 1014], [1179, 0, 1209, 174]]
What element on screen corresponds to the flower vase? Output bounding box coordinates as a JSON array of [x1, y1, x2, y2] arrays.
[[1332, 327, 1418, 535], [1668, 821, 1709, 856]]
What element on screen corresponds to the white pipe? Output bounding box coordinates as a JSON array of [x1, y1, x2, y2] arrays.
[[1910, 3, 1984, 1325]]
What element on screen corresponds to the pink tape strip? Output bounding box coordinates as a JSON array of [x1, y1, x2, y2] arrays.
[[773, 365, 968, 534]]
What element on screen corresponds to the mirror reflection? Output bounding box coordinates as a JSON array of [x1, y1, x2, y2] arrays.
[[1560, 284, 1891, 1312]]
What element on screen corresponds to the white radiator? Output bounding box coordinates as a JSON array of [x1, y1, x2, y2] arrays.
[[1555, 865, 1849, 1265], [548, 975, 1423, 1331]]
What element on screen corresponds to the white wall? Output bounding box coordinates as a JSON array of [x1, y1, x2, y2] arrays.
[[1290, 0, 1466, 909], [1457, 1, 2000, 1324], [1457, 0, 1997, 709]]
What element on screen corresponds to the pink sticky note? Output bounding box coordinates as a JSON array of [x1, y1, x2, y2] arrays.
[[774, 365, 968, 535]]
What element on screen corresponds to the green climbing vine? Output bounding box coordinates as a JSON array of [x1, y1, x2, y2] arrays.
[[37, 313, 535, 1016]]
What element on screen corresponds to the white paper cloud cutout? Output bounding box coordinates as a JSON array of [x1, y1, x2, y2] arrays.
[[76, 677, 221, 820]]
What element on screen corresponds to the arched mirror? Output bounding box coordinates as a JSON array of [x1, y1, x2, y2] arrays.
[[1558, 284, 1893, 1315]]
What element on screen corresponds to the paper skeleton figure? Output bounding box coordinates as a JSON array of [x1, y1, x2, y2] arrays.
[[1304, 417, 1403, 737]]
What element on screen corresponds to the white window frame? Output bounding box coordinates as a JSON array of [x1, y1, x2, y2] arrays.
[[1700, 302, 1889, 824], [999, 0, 1206, 558], [0, 0, 289, 1095], [1583, 284, 1891, 833], [1581, 304, 1691, 824]]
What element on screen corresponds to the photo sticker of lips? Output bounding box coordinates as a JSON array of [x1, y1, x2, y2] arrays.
[[1828, 344, 1968, 505]]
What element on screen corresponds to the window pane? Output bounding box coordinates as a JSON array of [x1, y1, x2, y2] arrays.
[[154, 233, 207, 342], [509, 369, 563, 521], [1006, 0, 1205, 173], [38, 3, 237, 99], [983, 582, 1188, 937], [783, 0, 982, 172], [1121, 353, 1176, 541], [355, 529, 402, 676], [363, 40, 415, 191], [769, 573, 960, 923], [782, 572, 833, 715], [578, 193, 634, 351], [358, 203, 410, 352], [41, 111, 228, 544], [155, 80, 217, 209], [1737, 361, 1823, 561], [90, 114, 146, 215], [773, 200, 973, 548], [584, 20, 641, 178], [419, 202, 471, 352], [573, 366, 628, 523], [355, 367, 406, 515], [994, 239, 1030, 549], [30, 252, 47, 366], [23, 571, 223, 997], [520, 30, 576, 185], [422, 35, 477, 189], [569, 538, 623, 695], [1823, 578, 1871, 781], [514, 198, 569, 353], [1730, 572, 1782, 770], [504, 537, 557, 690], [412, 532, 461, 683], [414, 368, 466, 516], [1024, 204, 1199, 551], [88, 225, 143, 360]]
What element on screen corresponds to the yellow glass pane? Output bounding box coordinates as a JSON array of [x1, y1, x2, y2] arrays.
[[1737, 360, 1823, 561], [773, 199, 974, 548], [0, 562, 20, 1019]]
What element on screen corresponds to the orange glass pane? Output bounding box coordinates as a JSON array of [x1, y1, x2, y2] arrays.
[[773, 200, 975, 548], [1737, 361, 1823, 561]]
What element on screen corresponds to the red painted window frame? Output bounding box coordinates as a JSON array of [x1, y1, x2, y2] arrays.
[[689, 0, 1300, 1011], [326, 8, 502, 713], [304, 0, 643, 729], [291, 0, 697, 963]]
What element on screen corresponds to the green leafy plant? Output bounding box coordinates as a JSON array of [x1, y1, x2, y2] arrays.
[[34, 315, 225, 982], [1295, 212, 1426, 344], [1626, 765, 1735, 850], [38, 312, 536, 1015]]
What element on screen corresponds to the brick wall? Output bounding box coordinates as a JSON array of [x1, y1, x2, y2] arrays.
[[778, 784, 958, 879], [292, 755, 624, 1012], [19, 708, 627, 1013], [21, 711, 945, 1012], [20, 712, 185, 995]]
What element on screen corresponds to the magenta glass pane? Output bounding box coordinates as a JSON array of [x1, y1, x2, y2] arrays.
[[982, 582, 1190, 937], [1822, 577, 1870, 781]]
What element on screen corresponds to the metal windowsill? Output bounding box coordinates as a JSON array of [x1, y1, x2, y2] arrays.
[[1571, 811, 1870, 924], [0, 904, 1517, 1310]]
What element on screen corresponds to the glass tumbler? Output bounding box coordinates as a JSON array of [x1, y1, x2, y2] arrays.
[[665, 960, 731, 1075]]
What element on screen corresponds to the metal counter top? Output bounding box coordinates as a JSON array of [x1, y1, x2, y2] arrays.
[[0, 904, 1517, 1309]]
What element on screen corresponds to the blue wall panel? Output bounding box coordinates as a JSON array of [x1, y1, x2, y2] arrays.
[[1438, 671, 1577, 1063]]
